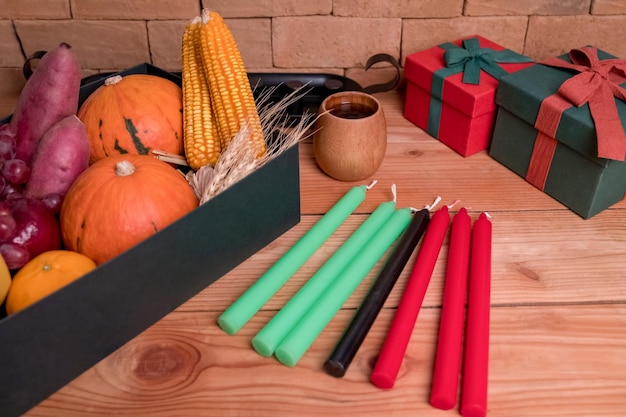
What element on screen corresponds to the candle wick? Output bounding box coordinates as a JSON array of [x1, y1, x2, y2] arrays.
[[484, 211, 493, 219], [391, 183, 397, 202], [425, 196, 442, 211], [447, 199, 462, 209], [366, 180, 378, 190]]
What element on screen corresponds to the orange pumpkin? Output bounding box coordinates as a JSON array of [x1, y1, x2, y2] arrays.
[[77, 74, 183, 164], [5, 250, 97, 315], [60, 154, 199, 265]]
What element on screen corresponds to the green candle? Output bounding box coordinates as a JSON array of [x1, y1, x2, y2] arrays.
[[274, 207, 413, 367], [252, 200, 397, 357], [218, 185, 368, 335]]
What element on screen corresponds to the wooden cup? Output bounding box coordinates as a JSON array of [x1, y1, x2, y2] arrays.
[[313, 91, 387, 182]]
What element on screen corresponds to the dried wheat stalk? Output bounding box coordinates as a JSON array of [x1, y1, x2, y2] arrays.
[[185, 84, 316, 204]]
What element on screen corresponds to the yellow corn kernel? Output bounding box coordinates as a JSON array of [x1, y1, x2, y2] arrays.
[[199, 9, 266, 158], [182, 17, 220, 169]]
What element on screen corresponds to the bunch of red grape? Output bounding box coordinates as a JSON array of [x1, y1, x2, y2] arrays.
[[0, 123, 61, 269], [0, 124, 29, 198]]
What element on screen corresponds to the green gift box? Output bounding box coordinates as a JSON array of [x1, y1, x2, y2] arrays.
[[490, 46, 626, 218]]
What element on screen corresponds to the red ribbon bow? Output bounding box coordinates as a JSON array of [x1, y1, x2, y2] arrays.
[[542, 46, 626, 161]]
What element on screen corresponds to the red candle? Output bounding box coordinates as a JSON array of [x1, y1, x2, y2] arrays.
[[430, 207, 471, 410], [460, 212, 492, 417], [370, 205, 450, 389]]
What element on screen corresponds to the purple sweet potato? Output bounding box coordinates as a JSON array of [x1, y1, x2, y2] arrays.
[[24, 115, 90, 201], [10, 42, 81, 166]]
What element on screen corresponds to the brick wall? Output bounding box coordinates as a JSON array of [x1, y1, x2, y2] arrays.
[[1, 0, 626, 106]]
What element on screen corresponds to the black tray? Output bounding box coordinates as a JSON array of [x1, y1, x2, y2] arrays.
[[77, 70, 365, 124], [6, 52, 401, 123]]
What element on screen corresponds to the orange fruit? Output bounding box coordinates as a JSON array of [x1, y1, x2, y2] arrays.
[[0, 255, 10, 305], [6, 250, 96, 315]]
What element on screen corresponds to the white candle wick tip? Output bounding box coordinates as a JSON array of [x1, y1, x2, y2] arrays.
[[447, 199, 462, 209], [425, 196, 442, 211]]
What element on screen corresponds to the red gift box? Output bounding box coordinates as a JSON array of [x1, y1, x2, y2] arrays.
[[404, 35, 534, 156]]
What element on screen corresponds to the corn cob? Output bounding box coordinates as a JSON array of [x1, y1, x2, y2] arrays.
[[199, 9, 266, 158], [182, 17, 220, 169]]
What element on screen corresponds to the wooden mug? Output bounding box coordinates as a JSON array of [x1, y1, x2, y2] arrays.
[[313, 91, 387, 182]]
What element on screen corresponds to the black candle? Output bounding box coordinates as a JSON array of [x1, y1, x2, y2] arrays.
[[323, 208, 430, 377]]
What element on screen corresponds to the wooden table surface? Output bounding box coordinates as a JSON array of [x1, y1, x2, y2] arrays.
[[4, 90, 626, 416]]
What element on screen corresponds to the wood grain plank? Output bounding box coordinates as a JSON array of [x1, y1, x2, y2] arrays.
[[299, 140, 626, 215], [179, 207, 626, 315], [26, 305, 626, 417]]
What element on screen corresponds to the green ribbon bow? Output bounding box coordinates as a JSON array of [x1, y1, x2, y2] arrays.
[[427, 38, 533, 137]]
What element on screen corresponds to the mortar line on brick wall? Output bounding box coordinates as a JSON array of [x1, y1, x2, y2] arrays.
[[10, 20, 26, 61], [523, 16, 532, 56], [399, 19, 403, 62], [269, 17, 275, 68], [145, 21, 154, 65]]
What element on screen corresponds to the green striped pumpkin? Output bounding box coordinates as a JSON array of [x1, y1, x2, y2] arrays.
[[77, 74, 183, 164]]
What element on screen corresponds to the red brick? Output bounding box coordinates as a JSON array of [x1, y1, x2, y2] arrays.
[[333, 0, 462, 18], [525, 15, 626, 60], [14, 20, 150, 70], [0, 21, 24, 67], [272, 16, 401, 68], [465, 0, 590, 16], [200, 0, 331, 17], [148, 18, 272, 72], [592, 0, 626, 14], [226, 18, 273, 69], [2, 0, 626, 80], [72, 0, 200, 20], [0, 69, 25, 117], [402, 17, 529, 62], [1, 0, 70, 19], [148, 20, 187, 72]]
